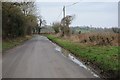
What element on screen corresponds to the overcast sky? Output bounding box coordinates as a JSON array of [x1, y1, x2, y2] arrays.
[[35, 2, 118, 28]]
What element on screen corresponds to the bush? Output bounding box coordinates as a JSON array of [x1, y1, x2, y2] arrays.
[[52, 22, 61, 34]]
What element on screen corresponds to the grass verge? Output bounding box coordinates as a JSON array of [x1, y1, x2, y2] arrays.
[[2, 35, 32, 52], [47, 35, 119, 78]]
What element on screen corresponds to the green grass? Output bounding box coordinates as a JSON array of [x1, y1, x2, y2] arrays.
[[2, 36, 32, 52], [47, 35, 119, 77]]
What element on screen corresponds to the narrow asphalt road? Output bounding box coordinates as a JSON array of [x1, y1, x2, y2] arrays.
[[3, 35, 97, 78]]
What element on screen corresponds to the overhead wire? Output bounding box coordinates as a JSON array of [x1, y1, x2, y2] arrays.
[[55, 9, 63, 21], [66, 2, 79, 7], [54, 2, 79, 22]]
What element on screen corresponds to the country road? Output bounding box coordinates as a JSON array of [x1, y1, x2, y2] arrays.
[[3, 35, 98, 78]]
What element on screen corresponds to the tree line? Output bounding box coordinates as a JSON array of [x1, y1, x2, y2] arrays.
[[2, 2, 38, 39]]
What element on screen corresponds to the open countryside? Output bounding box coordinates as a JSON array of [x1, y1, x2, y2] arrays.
[[1, 0, 120, 80]]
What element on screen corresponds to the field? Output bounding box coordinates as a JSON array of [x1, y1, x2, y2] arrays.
[[69, 32, 119, 46], [47, 34, 119, 78]]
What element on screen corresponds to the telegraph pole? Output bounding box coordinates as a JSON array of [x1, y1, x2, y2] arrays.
[[62, 2, 79, 18], [62, 6, 66, 37], [63, 6, 65, 18]]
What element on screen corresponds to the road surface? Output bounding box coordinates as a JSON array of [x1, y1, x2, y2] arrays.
[[0, 53, 1, 79], [3, 35, 97, 78]]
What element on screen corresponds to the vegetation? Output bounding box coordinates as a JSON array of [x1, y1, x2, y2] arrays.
[[61, 15, 74, 37], [2, 2, 38, 39], [35, 16, 47, 34], [2, 36, 32, 52], [2, 2, 38, 51], [2, 2, 120, 79], [2, 2, 48, 50], [52, 15, 74, 37], [47, 34, 119, 78], [50, 18, 119, 78], [112, 27, 120, 33], [70, 26, 120, 34], [52, 22, 61, 34], [69, 32, 119, 46]]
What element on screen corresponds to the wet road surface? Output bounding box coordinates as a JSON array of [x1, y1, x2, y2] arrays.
[[3, 35, 98, 78]]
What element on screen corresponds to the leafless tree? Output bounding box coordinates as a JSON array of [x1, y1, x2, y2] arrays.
[[61, 15, 75, 37]]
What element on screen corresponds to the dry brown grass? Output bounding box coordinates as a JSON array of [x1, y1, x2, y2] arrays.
[[70, 32, 119, 46]]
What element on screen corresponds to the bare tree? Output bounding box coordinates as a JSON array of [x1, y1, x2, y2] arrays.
[[18, 1, 36, 16], [37, 16, 47, 34], [61, 15, 75, 37]]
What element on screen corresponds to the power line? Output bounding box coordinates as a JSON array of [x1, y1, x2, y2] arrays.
[[62, 2, 79, 18], [55, 2, 79, 22], [66, 2, 79, 7], [55, 9, 63, 21]]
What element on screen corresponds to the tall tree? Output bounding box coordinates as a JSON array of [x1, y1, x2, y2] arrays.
[[18, 2, 36, 16], [2, 2, 38, 39], [37, 16, 47, 34]]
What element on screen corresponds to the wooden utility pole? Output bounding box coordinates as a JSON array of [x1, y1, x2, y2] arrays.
[[62, 6, 66, 37], [63, 6, 65, 18]]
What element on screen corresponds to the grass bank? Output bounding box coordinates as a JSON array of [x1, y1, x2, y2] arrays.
[[2, 35, 32, 52], [47, 35, 119, 78]]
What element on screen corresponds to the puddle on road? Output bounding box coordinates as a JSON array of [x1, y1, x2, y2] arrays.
[[68, 54, 99, 78], [55, 46, 61, 52], [54, 44, 99, 78], [68, 54, 88, 69]]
